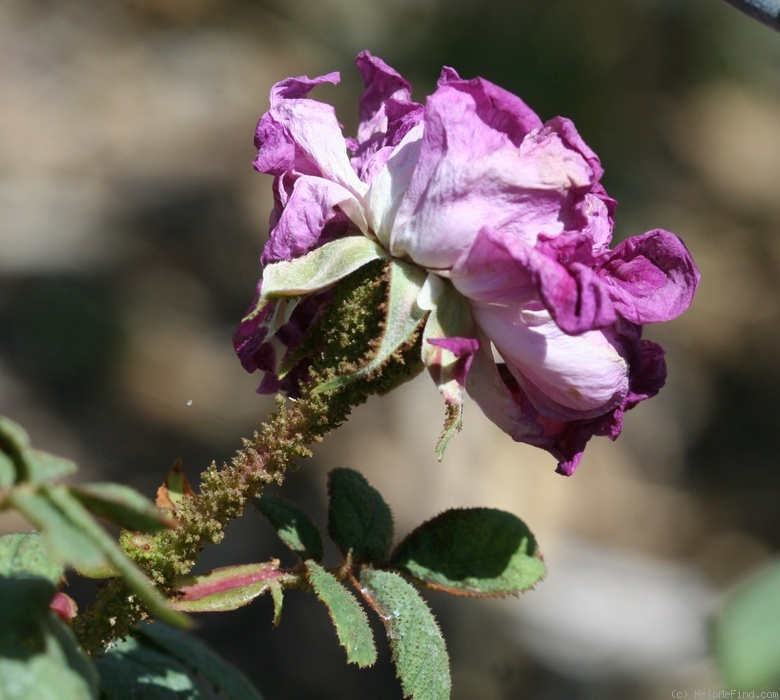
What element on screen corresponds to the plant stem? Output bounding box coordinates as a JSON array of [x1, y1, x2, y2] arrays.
[[74, 259, 424, 653]]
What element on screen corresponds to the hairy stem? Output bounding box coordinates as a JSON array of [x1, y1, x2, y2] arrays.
[[74, 260, 425, 653]]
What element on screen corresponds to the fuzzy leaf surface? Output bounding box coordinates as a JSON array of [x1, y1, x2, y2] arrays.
[[262, 236, 386, 297], [392, 507, 546, 596], [8, 487, 109, 572], [306, 561, 376, 667], [327, 467, 393, 563], [254, 494, 324, 562], [359, 569, 450, 700]]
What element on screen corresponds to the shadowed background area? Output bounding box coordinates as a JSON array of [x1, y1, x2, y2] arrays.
[[2, 0, 780, 697]]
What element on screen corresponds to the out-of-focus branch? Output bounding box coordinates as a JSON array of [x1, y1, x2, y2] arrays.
[[721, 0, 780, 31]]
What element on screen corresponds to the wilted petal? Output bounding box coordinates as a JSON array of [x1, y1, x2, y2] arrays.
[[255, 73, 368, 198], [390, 85, 598, 270], [262, 176, 367, 263], [465, 344, 623, 475], [350, 51, 420, 181], [425, 337, 479, 400], [365, 123, 424, 249], [436, 69, 543, 142], [450, 227, 617, 333], [472, 301, 629, 419], [464, 341, 546, 443], [599, 229, 700, 324], [239, 54, 700, 473]]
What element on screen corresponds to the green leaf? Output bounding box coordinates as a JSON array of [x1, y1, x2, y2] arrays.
[[253, 494, 324, 562], [173, 563, 285, 613], [0, 590, 99, 700], [11, 486, 186, 625], [45, 615, 100, 695], [0, 532, 64, 584], [314, 259, 427, 394], [0, 415, 77, 485], [327, 468, 394, 563], [0, 574, 57, 638], [715, 558, 780, 690], [137, 623, 264, 700], [391, 508, 546, 596], [69, 482, 175, 533], [95, 634, 203, 699], [9, 486, 110, 572], [270, 580, 284, 627], [262, 236, 387, 297], [0, 534, 63, 637], [306, 561, 376, 667], [0, 451, 15, 493], [38, 484, 188, 628], [25, 449, 78, 483], [0, 621, 99, 700], [359, 569, 450, 700], [97, 624, 266, 700], [0, 415, 32, 483]]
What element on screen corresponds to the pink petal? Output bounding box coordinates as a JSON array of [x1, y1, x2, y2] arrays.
[[350, 52, 423, 183], [471, 301, 629, 419], [450, 227, 617, 333], [262, 175, 366, 263], [599, 229, 700, 324], [254, 72, 367, 197], [390, 85, 598, 271]]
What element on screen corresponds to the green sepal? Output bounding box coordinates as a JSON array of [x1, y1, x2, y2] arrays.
[[173, 562, 286, 614], [69, 482, 175, 533], [314, 259, 427, 394], [715, 557, 780, 690], [327, 468, 393, 564], [157, 459, 195, 512], [253, 494, 324, 562], [358, 569, 451, 700], [306, 561, 376, 667], [270, 580, 284, 627], [418, 277, 477, 459], [240, 295, 301, 349], [391, 507, 546, 596], [262, 236, 387, 298]]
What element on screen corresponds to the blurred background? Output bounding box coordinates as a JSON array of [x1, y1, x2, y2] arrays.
[[2, 0, 780, 697]]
